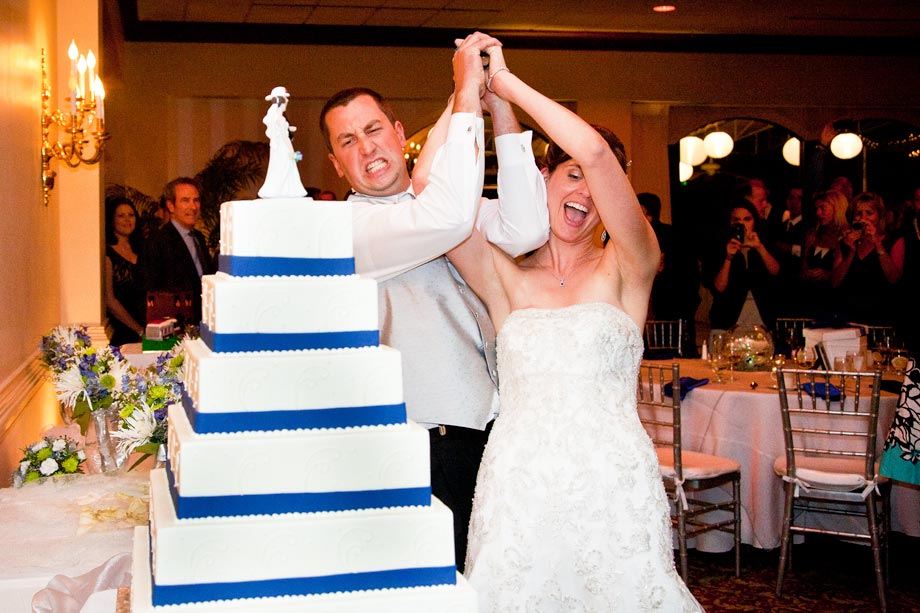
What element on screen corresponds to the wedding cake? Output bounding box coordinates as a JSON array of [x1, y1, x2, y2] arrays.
[[130, 198, 477, 611]]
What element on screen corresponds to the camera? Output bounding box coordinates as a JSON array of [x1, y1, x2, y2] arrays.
[[852, 221, 864, 231], [731, 223, 745, 243]]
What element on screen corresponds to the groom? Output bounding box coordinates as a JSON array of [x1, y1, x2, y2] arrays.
[[319, 33, 547, 570]]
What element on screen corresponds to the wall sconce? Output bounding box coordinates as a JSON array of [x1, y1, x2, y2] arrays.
[[830, 132, 863, 160], [40, 43, 108, 206], [703, 131, 734, 159]]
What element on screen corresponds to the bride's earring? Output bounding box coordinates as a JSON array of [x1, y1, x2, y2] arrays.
[[601, 230, 609, 243]]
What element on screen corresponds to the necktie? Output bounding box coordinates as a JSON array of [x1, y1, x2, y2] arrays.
[[190, 230, 206, 277]]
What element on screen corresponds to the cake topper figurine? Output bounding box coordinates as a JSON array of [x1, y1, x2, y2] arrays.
[[258, 86, 308, 199]]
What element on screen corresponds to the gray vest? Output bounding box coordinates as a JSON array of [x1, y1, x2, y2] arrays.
[[378, 256, 498, 430]]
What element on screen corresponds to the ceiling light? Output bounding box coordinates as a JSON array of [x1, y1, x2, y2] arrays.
[[678, 161, 693, 182], [703, 131, 734, 159], [653, 5, 677, 12], [679, 136, 707, 166], [782, 137, 801, 166], [830, 133, 863, 160]]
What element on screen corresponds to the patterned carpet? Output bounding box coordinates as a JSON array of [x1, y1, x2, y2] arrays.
[[684, 533, 920, 612]]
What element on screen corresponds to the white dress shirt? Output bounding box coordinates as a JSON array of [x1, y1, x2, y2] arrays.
[[348, 112, 549, 429]]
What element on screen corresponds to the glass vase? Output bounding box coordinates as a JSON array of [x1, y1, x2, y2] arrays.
[[86, 407, 127, 473]]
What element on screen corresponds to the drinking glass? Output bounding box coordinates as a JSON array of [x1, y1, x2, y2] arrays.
[[710, 353, 730, 384], [793, 346, 817, 370]]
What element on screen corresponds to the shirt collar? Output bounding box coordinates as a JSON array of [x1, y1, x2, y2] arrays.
[[347, 184, 416, 205]]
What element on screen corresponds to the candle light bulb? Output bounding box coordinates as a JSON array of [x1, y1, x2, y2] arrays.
[[95, 77, 105, 123], [86, 50, 96, 101], [68, 40, 78, 61], [77, 54, 87, 101]]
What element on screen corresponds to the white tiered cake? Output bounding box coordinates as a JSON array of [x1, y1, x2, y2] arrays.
[[130, 199, 477, 611]]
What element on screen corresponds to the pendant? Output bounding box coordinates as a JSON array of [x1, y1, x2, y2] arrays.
[[559, 280, 565, 287]]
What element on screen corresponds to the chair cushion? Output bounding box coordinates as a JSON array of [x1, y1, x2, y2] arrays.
[[773, 455, 885, 492], [657, 448, 740, 480]]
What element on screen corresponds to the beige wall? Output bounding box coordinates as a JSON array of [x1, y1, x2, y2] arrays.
[[104, 43, 920, 209], [0, 0, 103, 483]]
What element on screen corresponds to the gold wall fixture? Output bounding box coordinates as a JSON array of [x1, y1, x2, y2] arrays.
[[40, 43, 108, 206]]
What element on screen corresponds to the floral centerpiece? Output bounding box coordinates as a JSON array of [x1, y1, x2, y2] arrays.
[[111, 345, 186, 470], [39, 325, 135, 435], [12, 436, 86, 487]]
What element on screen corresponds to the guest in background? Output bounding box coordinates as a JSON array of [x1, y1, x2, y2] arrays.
[[746, 178, 784, 245], [831, 191, 905, 325], [639, 192, 701, 354], [774, 186, 807, 316], [704, 199, 781, 339], [898, 186, 920, 357], [104, 197, 146, 346], [799, 189, 849, 320], [143, 177, 216, 326]]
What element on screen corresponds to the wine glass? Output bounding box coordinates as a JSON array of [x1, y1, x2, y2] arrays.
[[709, 333, 730, 384], [793, 346, 817, 370], [710, 352, 730, 384]]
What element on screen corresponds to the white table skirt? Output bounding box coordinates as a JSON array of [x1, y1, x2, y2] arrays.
[[0, 469, 148, 613], [647, 359, 917, 552]]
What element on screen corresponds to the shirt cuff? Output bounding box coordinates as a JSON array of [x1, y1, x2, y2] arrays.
[[446, 112, 483, 141], [494, 131, 534, 167]]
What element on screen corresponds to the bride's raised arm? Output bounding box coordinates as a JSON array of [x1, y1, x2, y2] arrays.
[[485, 53, 659, 286]]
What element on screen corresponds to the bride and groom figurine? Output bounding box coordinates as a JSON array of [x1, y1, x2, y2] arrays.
[[258, 86, 307, 199]]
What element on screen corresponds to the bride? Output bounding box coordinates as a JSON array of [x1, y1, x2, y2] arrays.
[[438, 36, 703, 611]]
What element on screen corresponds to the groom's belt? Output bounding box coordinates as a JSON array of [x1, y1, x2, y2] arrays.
[[429, 421, 494, 440]]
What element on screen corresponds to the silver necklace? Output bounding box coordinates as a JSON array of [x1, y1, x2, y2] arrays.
[[546, 267, 569, 287]]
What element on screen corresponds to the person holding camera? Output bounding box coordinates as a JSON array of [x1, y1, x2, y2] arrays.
[[704, 199, 781, 342], [831, 191, 904, 325]]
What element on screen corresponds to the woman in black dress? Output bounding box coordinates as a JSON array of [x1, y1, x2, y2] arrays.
[[104, 197, 146, 346]]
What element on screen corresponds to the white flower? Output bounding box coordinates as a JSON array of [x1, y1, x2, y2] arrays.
[[20, 461, 30, 474], [111, 403, 157, 458], [52, 325, 81, 349], [39, 458, 59, 476], [12, 473, 23, 488], [54, 365, 86, 408], [77, 450, 86, 461], [107, 355, 133, 390], [52, 439, 66, 452], [30, 440, 49, 452]]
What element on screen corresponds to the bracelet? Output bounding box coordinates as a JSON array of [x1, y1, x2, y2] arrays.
[[486, 67, 510, 93]]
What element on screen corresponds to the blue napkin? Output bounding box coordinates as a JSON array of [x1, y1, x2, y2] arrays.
[[800, 382, 841, 400], [664, 377, 709, 400]]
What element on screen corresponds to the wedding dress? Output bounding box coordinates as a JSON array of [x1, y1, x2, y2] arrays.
[[465, 302, 702, 612]]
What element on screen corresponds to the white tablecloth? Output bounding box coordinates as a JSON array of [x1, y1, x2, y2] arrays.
[[0, 470, 148, 613], [647, 359, 918, 552]]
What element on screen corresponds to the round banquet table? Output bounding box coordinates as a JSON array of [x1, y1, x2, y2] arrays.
[[644, 358, 918, 552]]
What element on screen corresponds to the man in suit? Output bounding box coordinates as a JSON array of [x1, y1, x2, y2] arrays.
[[143, 177, 216, 326]]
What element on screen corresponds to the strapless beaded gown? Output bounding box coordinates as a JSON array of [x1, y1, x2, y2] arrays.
[[465, 303, 702, 612]]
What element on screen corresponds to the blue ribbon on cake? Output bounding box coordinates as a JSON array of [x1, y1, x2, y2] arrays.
[[219, 254, 355, 277], [165, 460, 430, 519], [147, 531, 455, 607], [151, 563, 456, 606], [182, 391, 407, 433], [200, 322, 379, 353]]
